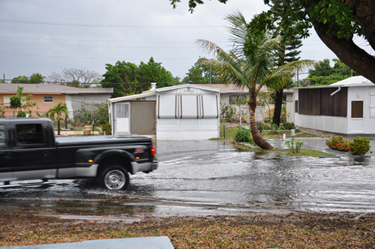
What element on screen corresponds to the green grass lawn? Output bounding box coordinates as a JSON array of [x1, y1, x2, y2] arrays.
[[214, 125, 336, 157]]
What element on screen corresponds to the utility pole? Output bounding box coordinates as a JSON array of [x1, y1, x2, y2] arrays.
[[209, 66, 212, 87], [296, 69, 299, 86], [3, 74, 5, 83]]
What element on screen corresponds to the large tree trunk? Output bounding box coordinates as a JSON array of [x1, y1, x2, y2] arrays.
[[249, 92, 273, 150], [304, 0, 375, 83], [272, 89, 283, 126], [343, 0, 375, 49], [313, 24, 375, 83]]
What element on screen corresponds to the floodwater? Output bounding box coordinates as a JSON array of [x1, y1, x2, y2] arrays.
[[133, 139, 375, 214], [1, 138, 375, 220]]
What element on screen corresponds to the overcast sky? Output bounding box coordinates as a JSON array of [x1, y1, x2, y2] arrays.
[[0, 0, 373, 83]]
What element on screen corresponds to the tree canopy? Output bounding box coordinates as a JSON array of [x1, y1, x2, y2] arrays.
[[182, 57, 223, 83], [303, 58, 358, 86], [101, 57, 175, 98], [11, 73, 45, 84], [169, 0, 375, 84]]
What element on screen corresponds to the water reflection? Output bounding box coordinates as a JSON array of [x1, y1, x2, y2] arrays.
[[145, 140, 375, 213]]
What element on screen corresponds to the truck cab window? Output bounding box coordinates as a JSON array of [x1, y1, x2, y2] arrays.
[[0, 125, 5, 146], [16, 124, 45, 146]]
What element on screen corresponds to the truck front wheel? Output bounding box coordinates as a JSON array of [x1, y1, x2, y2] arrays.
[[100, 165, 129, 190]]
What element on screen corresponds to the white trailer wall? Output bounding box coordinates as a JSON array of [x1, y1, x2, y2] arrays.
[[294, 86, 375, 134], [156, 86, 220, 140]]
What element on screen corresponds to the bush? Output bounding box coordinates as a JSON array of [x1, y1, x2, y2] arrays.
[[349, 136, 372, 156], [284, 138, 304, 154], [101, 123, 112, 135], [325, 136, 351, 152], [326, 136, 372, 155], [283, 122, 295, 130], [234, 126, 254, 144], [17, 110, 26, 117], [262, 123, 271, 130]]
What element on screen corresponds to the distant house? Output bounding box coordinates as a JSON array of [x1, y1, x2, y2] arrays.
[[195, 84, 294, 123], [0, 84, 113, 118], [293, 76, 375, 134], [109, 83, 220, 140]]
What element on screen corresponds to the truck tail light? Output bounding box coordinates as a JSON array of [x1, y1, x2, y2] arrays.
[[151, 144, 156, 157]]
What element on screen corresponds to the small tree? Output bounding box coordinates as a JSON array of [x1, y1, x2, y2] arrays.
[[9, 87, 37, 117], [45, 103, 68, 135]]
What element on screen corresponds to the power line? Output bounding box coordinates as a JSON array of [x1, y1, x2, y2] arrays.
[[0, 36, 229, 44], [0, 52, 200, 60], [0, 41, 197, 49], [0, 19, 223, 29]]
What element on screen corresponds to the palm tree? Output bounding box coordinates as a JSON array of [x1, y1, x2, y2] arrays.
[[45, 103, 68, 135], [197, 11, 313, 149]]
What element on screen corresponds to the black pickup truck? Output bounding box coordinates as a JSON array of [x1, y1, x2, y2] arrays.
[[0, 118, 158, 190]]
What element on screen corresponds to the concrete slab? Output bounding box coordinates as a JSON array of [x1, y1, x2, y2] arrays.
[[2, 237, 174, 249]]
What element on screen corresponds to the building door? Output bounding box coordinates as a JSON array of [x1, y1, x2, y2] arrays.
[[115, 102, 130, 135], [130, 102, 156, 135], [350, 100, 364, 133]]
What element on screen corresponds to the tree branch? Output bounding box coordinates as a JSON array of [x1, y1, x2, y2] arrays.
[[343, 0, 375, 49], [314, 24, 375, 83]]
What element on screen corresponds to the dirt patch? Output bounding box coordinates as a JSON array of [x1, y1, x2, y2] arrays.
[[1, 212, 375, 248]]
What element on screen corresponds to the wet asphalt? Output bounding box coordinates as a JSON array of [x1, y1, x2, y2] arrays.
[[1, 137, 375, 221]]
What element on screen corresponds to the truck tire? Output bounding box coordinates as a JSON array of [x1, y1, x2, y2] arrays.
[[100, 165, 129, 190]]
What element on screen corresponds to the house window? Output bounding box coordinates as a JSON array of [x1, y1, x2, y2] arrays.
[[2, 95, 11, 107], [44, 96, 53, 103], [351, 101, 363, 118], [229, 95, 247, 104], [299, 88, 347, 117], [116, 103, 129, 118]]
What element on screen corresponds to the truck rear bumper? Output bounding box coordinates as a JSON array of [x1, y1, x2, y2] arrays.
[[131, 161, 158, 174]]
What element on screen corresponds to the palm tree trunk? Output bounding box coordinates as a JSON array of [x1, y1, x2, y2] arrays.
[[249, 93, 273, 150], [57, 120, 60, 136]]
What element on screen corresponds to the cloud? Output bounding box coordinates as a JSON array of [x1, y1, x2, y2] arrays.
[[2, 0, 369, 82]]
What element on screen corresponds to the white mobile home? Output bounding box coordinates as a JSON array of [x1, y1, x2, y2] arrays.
[[109, 84, 220, 140], [294, 76, 375, 134]]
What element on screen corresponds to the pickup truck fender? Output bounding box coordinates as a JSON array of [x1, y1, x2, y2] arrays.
[[92, 149, 135, 174]]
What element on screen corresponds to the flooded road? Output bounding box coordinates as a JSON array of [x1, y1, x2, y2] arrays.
[[134, 139, 375, 214], [1, 138, 375, 220]]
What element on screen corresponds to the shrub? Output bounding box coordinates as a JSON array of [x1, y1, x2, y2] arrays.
[[101, 123, 112, 135], [283, 122, 295, 130], [349, 136, 372, 156], [262, 123, 271, 130], [17, 110, 27, 117], [325, 136, 351, 152], [284, 138, 304, 154], [234, 126, 254, 144]]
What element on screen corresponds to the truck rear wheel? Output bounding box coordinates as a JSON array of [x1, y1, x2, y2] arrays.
[[100, 165, 129, 190]]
